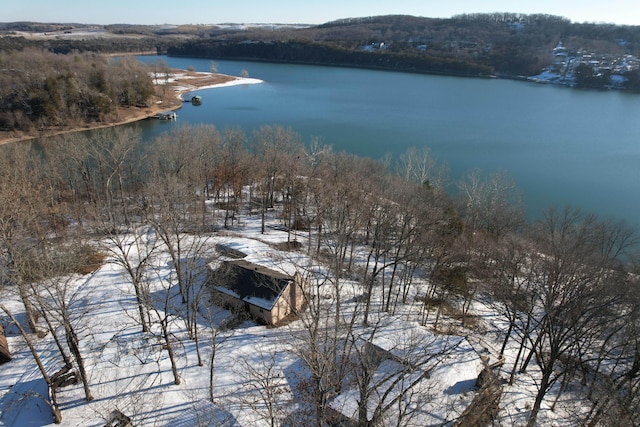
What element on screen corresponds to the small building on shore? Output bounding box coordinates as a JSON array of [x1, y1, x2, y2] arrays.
[[153, 111, 177, 120]]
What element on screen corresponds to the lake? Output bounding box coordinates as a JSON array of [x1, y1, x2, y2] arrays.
[[133, 56, 640, 228]]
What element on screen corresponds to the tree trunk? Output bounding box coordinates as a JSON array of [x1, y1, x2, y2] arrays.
[[362, 260, 379, 327], [509, 338, 525, 385], [313, 375, 327, 427], [499, 319, 514, 358], [162, 320, 181, 385], [193, 302, 202, 367], [0, 304, 62, 423], [527, 366, 552, 427], [209, 342, 216, 402], [65, 324, 93, 401], [18, 284, 41, 335], [132, 280, 149, 333], [40, 310, 72, 366]]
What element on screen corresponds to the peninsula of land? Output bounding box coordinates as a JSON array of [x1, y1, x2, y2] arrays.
[[0, 69, 263, 145]]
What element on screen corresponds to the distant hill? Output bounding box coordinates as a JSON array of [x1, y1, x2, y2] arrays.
[[2, 14, 640, 80], [165, 14, 640, 79]]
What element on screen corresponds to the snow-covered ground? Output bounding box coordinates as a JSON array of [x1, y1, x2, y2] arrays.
[[0, 210, 590, 426], [151, 71, 263, 94]]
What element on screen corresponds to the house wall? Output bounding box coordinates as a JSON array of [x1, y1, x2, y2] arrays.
[[248, 304, 273, 325], [269, 275, 308, 325], [0, 323, 11, 364], [246, 282, 296, 325], [271, 282, 294, 325], [247, 278, 307, 326], [210, 272, 309, 326], [292, 273, 308, 312], [210, 290, 244, 313]]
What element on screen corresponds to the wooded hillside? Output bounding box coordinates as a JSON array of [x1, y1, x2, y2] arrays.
[[3, 14, 640, 80], [0, 125, 639, 425], [0, 49, 154, 133], [167, 14, 640, 78]]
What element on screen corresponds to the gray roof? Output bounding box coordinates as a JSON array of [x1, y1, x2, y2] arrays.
[[210, 260, 293, 310]]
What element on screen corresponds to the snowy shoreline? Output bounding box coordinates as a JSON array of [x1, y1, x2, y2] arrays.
[[189, 76, 264, 91], [156, 70, 264, 98], [159, 71, 264, 106], [0, 72, 264, 145]]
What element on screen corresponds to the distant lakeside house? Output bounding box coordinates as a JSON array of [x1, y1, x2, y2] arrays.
[[207, 258, 307, 326]]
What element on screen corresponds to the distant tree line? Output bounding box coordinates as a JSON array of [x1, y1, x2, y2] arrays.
[[166, 13, 640, 79], [4, 13, 640, 83], [0, 35, 174, 55], [168, 39, 493, 76], [0, 49, 154, 132]]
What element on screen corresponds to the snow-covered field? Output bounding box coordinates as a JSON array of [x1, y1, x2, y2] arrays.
[[151, 71, 263, 95], [0, 211, 589, 426]]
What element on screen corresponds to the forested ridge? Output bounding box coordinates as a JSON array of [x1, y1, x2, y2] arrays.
[[2, 13, 640, 136], [0, 125, 639, 425], [167, 14, 640, 79], [3, 13, 640, 80], [0, 49, 154, 133], [168, 38, 494, 77]]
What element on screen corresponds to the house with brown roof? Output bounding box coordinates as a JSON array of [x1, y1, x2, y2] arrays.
[[208, 259, 307, 326]]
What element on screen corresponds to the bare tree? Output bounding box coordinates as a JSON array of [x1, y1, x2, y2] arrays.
[[456, 169, 524, 240], [52, 128, 155, 333], [237, 344, 292, 427], [141, 125, 225, 372], [149, 270, 183, 386], [522, 207, 636, 426], [204, 307, 230, 403], [150, 58, 171, 103], [484, 234, 535, 373], [250, 125, 304, 234], [583, 275, 640, 426], [201, 265, 239, 403], [142, 172, 212, 338], [102, 227, 158, 333], [0, 143, 48, 335], [289, 267, 354, 427], [0, 303, 63, 423], [396, 146, 449, 190], [144, 129, 212, 306], [30, 253, 95, 402]]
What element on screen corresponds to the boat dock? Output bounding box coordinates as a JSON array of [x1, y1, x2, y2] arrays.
[[152, 111, 177, 120]]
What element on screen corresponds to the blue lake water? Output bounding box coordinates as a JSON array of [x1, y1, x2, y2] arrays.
[[133, 56, 640, 228]]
